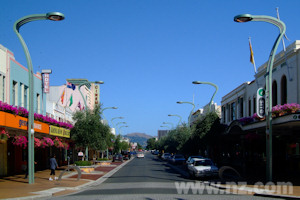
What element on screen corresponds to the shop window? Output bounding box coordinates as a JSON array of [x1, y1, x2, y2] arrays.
[[281, 75, 287, 105], [272, 80, 278, 106]]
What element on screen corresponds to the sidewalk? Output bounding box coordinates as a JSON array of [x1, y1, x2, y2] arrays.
[[0, 160, 129, 199]]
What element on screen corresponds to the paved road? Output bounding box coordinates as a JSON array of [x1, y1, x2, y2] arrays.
[[51, 152, 281, 200]]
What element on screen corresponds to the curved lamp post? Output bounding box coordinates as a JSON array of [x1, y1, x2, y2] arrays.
[[163, 122, 174, 129], [101, 107, 117, 158], [111, 116, 124, 127], [168, 114, 182, 127], [177, 101, 195, 126], [78, 80, 104, 161], [116, 122, 127, 135], [102, 106, 118, 124], [160, 125, 170, 129], [13, 12, 65, 184], [234, 14, 286, 181], [192, 81, 218, 112], [79, 81, 104, 110]]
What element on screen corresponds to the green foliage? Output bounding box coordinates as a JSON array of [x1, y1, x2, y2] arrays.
[[137, 143, 143, 150], [156, 124, 191, 153], [146, 138, 157, 150], [74, 161, 92, 166], [97, 158, 110, 161], [71, 104, 112, 151]]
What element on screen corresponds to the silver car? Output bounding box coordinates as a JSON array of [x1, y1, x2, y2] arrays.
[[187, 158, 218, 178]]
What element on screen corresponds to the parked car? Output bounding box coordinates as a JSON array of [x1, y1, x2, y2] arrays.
[[186, 155, 204, 165], [112, 154, 123, 162], [122, 151, 130, 160], [187, 158, 218, 178], [161, 153, 171, 160], [136, 152, 145, 158], [169, 154, 186, 165]]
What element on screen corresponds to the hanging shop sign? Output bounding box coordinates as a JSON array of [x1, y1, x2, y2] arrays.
[[49, 125, 70, 138]]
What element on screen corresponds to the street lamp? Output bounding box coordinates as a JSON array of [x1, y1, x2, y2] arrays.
[[160, 125, 170, 129], [234, 13, 286, 181], [177, 101, 195, 126], [13, 12, 65, 184], [192, 81, 218, 112], [77, 80, 104, 160], [79, 81, 104, 110], [116, 122, 127, 135], [111, 116, 124, 127], [163, 122, 174, 128], [102, 107, 118, 124], [168, 114, 182, 126]]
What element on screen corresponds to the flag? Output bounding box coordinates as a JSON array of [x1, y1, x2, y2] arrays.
[[69, 94, 73, 107], [60, 90, 65, 104], [249, 40, 254, 64], [77, 101, 81, 110], [66, 81, 76, 90]]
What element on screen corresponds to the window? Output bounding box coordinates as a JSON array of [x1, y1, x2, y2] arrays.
[[281, 75, 287, 105], [248, 99, 251, 116], [231, 102, 236, 121], [253, 97, 256, 114], [36, 93, 40, 113], [272, 80, 278, 106], [239, 97, 243, 118], [222, 106, 226, 123], [12, 81, 17, 106], [24, 86, 28, 109], [0, 75, 4, 101]]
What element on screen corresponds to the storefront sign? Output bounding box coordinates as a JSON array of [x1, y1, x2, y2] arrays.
[[49, 125, 70, 138], [0, 111, 49, 133]]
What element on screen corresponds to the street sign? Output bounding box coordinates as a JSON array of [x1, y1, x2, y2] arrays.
[[256, 87, 265, 118]]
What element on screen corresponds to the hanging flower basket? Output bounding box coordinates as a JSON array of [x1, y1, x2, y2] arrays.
[[34, 137, 42, 148], [12, 135, 28, 149], [53, 137, 65, 148], [281, 103, 300, 114], [41, 137, 54, 148], [0, 130, 10, 143]]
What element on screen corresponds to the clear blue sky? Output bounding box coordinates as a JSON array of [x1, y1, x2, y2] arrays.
[[1, 0, 300, 136]]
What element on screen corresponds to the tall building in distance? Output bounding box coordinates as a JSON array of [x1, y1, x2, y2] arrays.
[[158, 130, 169, 139]]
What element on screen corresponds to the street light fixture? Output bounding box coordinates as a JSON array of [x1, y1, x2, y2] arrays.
[[168, 114, 182, 126], [177, 101, 195, 126], [234, 13, 286, 181], [163, 121, 174, 128], [160, 125, 170, 129], [192, 81, 218, 112], [111, 116, 124, 127], [102, 107, 118, 124], [13, 12, 65, 184]]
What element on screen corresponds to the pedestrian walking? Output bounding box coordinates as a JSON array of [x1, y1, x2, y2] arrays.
[[49, 154, 58, 181]]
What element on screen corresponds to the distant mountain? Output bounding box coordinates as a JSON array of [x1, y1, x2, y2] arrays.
[[123, 132, 154, 148]]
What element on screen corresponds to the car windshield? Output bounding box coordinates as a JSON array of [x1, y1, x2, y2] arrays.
[[194, 160, 213, 166]]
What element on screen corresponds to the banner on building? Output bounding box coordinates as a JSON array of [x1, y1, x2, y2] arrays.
[[43, 73, 50, 93], [49, 125, 70, 138], [94, 84, 100, 105]]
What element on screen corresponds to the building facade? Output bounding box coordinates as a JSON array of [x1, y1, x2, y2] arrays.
[[219, 40, 300, 180]]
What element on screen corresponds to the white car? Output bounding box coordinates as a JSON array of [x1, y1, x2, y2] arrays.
[[161, 153, 171, 160], [187, 158, 218, 178], [136, 152, 145, 158]]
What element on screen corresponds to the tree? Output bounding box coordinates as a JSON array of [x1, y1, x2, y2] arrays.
[[146, 138, 157, 150], [71, 104, 111, 152]]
